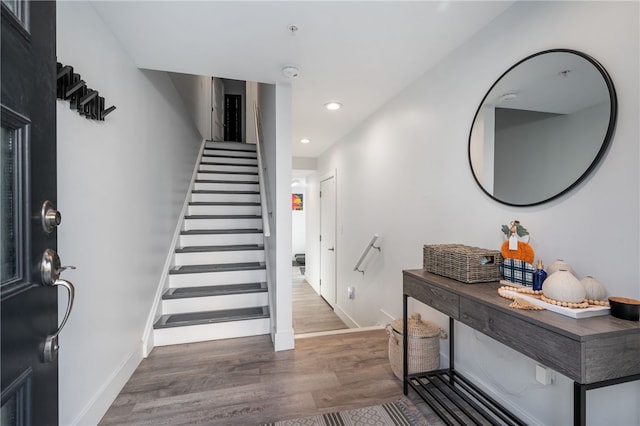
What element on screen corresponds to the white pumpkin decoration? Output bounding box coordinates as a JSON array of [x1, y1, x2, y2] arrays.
[[580, 276, 608, 301], [542, 270, 586, 303], [547, 259, 575, 276]]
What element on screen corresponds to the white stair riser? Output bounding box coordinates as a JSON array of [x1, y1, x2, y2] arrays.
[[201, 157, 257, 166], [184, 218, 262, 231], [169, 269, 266, 287], [200, 164, 258, 173], [161, 293, 268, 315], [205, 141, 256, 151], [191, 192, 260, 203], [174, 250, 265, 266], [188, 204, 261, 216], [154, 318, 270, 347], [195, 182, 259, 192], [203, 149, 256, 159], [180, 233, 263, 247], [196, 172, 258, 182]]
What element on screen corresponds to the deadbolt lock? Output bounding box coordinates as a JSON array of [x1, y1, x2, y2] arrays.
[[42, 200, 61, 233]]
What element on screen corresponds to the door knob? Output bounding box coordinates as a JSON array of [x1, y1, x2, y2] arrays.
[[41, 200, 61, 233], [40, 249, 76, 287]]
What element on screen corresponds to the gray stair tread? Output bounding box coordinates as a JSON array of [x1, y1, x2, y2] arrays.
[[154, 306, 269, 329], [176, 244, 264, 253], [181, 228, 262, 235], [195, 179, 259, 184], [162, 282, 267, 299], [169, 262, 265, 275], [204, 141, 256, 152], [203, 153, 257, 160], [189, 202, 261, 206], [200, 161, 257, 166], [197, 170, 259, 176], [191, 190, 260, 195], [185, 214, 262, 219]]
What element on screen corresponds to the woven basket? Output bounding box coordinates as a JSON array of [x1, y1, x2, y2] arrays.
[[423, 244, 503, 283], [387, 313, 445, 380]]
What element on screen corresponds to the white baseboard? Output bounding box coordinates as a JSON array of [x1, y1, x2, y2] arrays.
[[377, 308, 395, 325], [295, 325, 385, 339], [334, 305, 359, 328], [71, 346, 142, 426], [273, 328, 295, 351]]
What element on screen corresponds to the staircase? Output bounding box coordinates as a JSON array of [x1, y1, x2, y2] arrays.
[[153, 141, 271, 346]]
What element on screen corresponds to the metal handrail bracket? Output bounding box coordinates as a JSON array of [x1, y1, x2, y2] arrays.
[[354, 234, 381, 274]]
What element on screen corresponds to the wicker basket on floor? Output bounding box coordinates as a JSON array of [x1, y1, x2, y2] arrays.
[[387, 313, 445, 380]]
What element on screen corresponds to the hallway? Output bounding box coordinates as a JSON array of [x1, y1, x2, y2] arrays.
[[292, 267, 348, 335]]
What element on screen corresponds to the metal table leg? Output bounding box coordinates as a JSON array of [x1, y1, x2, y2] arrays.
[[403, 293, 408, 395]]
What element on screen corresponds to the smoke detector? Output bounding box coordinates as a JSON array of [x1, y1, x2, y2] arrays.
[[282, 66, 300, 79]]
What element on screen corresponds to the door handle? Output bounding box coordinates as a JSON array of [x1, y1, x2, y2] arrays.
[[43, 279, 75, 363], [328, 247, 335, 251], [41, 248, 76, 286], [39, 249, 76, 363]]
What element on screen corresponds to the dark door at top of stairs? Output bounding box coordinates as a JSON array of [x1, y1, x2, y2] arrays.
[[224, 94, 242, 142], [2, 1, 60, 425]]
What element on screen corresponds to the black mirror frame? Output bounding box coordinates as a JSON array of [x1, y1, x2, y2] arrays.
[[468, 48, 618, 207]]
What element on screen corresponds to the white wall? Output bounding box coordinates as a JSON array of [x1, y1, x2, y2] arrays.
[[168, 72, 213, 141], [292, 179, 306, 257], [56, 2, 201, 425], [308, 2, 639, 425], [258, 82, 294, 351]]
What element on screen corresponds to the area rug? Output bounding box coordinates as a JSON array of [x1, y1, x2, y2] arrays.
[[261, 397, 428, 425]]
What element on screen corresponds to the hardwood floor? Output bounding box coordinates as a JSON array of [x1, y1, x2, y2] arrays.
[[99, 270, 443, 425], [99, 329, 443, 425], [292, 267, 348, 335]]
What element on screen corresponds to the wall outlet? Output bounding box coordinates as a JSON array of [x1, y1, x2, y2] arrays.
[[535, 364, 554, 385], [347, 286, 355, 299]]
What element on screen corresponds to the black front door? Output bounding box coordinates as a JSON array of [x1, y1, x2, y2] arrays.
[[1, 2, 61, 425], [224, 94, 242, 142]]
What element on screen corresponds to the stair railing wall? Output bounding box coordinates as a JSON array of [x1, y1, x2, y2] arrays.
[[254, 101, 271, 238], [253, 101, 275, 339], [353, 234, 382, 274]]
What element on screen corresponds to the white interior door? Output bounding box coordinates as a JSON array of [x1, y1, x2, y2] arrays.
[[320, 176, 336, 307]]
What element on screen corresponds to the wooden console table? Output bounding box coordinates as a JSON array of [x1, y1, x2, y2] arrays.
[[402, 269, 640, 426]]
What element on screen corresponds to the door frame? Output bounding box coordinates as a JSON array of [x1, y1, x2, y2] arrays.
[[319, 169, 337, 307]]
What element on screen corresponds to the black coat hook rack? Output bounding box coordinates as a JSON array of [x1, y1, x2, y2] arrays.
[[56, 62, 116, 121]]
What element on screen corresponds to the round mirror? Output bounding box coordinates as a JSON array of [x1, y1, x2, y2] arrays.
[[468, 49, 617, 206]]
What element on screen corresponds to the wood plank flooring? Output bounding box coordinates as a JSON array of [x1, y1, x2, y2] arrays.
[[99, 329, 443, 425], [292, 267, 348, 335]]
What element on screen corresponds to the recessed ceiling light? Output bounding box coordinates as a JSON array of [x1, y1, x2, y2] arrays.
[[300, 138, 311, 144], [324, 102, 342, 111], [498, 93, 518, 103]]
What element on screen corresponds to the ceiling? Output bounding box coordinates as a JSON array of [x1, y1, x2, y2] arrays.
[[91, 1, 515, 159]]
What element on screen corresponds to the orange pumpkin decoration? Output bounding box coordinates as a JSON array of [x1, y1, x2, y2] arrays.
[[501, 240, 535, 264]]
